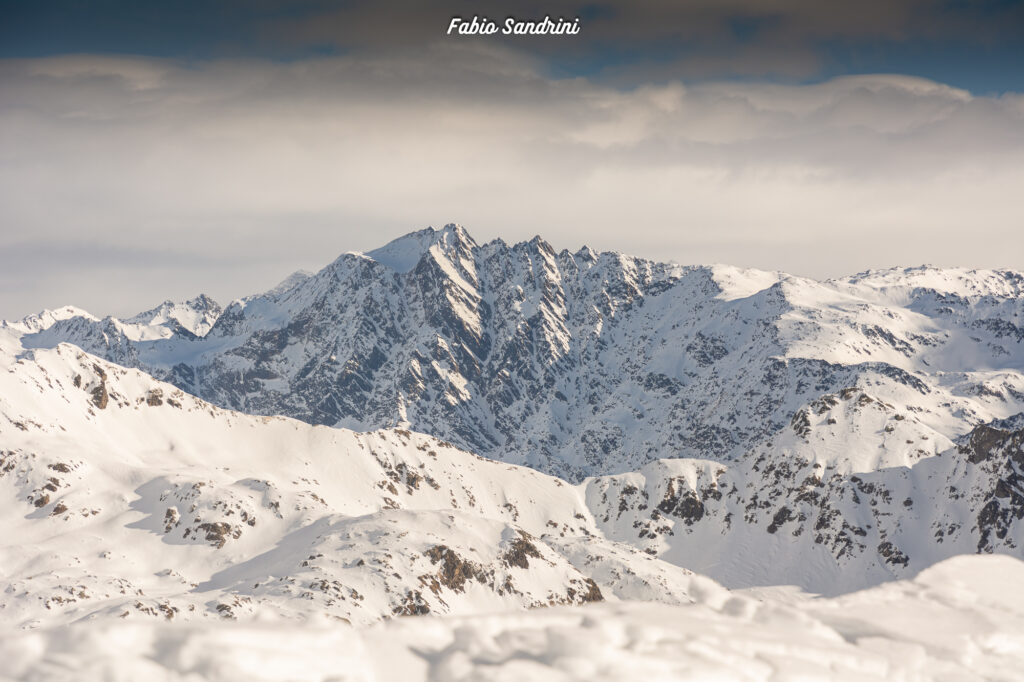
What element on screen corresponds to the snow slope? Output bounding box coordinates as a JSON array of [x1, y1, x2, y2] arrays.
[[585, 409, 1024, 594], [6, 226, 1024, 594], [4, 227, 1024, 677], [0, 336, 706, 629], [4, 325, 1024, 605], [3, 554, 1022, 681]]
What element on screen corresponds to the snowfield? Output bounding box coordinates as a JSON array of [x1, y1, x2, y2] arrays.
[[4, 225, 1024, 680], [0, 342, 708, 629], [3, 554, 1023, 681]]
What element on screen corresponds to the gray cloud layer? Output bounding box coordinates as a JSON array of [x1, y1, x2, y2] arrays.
[[267, 0, 1024, 81], [1, 48, 1023, 318]]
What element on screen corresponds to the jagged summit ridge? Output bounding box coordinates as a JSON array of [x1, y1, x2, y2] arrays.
[[10, 225, 1024, 481], [365, 223, 478, 274], [124, 294, 222, 337], [5, 226, 1024, 600]]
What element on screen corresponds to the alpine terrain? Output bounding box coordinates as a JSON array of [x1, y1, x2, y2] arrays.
[[4, 224, 1024, 680]]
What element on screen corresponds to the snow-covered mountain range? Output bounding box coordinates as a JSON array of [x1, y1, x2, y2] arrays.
[[1, 340, 713, 629], [14, 225, 1024, 483], [3, 225, 1024, 664]]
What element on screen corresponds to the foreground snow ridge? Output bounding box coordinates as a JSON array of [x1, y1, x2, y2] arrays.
[[3, 555, 1023, 682]]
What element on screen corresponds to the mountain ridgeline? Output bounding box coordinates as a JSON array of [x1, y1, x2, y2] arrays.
[[4, 224, 1024, 600], [16, 224, 1024, 482]]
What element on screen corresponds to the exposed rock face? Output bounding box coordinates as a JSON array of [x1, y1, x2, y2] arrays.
[[5, 284, 1024, 611], [7, 226, 1024, 597], [18, 225, 1024, 483], [959, 424, 1024, 553], [0, 345, 696, 628], [502, 531, 544, 569], [89, 365, 108, 409], [425, 545, 484, 592], [582, 415, 1024, 594]]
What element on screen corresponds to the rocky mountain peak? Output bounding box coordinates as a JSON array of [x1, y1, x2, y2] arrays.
[[124, 294, 222, 337], [8, 226, 1024, 484], [5, 227, 1024, 604], [366, 223, 478, 274]]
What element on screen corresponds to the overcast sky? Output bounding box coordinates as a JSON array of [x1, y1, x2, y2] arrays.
[[1, 1, 1023, 319]]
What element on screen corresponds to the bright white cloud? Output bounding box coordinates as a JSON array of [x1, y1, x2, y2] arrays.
[[1, 47, 1022, 318]]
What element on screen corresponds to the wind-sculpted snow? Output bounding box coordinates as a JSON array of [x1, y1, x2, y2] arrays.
[[3, 555, 1023, 681], [12, 225, 1024, 484]]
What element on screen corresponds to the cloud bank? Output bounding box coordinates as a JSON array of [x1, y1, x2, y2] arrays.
[[1, 47, 1022, 318]]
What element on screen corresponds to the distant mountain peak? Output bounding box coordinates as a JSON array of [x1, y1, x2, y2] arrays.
[[6, 226, 1024, 600], [124, 294, 222, 337], [366, 223, 478, 274], [265, 269, 314, 298], [6, 305, 99, 334], [8, 225, 1024, 486]]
